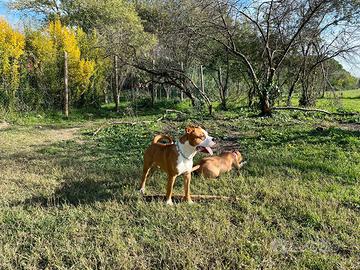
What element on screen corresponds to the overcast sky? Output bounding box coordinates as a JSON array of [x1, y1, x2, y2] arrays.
[[1, 0, 359, 78]]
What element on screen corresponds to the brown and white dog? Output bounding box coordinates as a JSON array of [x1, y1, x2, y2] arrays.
[[139, 125, 216, 205], [193, 150, 246, 178]]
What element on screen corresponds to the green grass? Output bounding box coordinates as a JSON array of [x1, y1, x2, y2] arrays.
[[0, 101, 359, 269], [316, 89, 360, 113], [283, 89, 360, 113]]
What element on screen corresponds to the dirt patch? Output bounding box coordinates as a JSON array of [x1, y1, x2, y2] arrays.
[[219, 137, 240, 152], [338, 123, 360, 131], [34, 127, 83, 146], [43, 127, 80, 141], [314, 121, 360, 132], [0, 125, 80, 152]]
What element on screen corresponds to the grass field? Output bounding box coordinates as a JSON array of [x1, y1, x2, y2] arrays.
[[0, 94, 359, 269], [316, 89, 360, 113], [284, 89, 360, 113]]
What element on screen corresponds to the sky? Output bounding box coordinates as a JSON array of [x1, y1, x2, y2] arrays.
[[337, 55, 360, 78], [0, 0, 42, 28], [0, 0, 359, 78], [0, 0, 20, 26]]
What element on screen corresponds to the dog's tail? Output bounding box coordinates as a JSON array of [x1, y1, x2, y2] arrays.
[[239, 161, 247, 169], [152, 134, 174, 145], [191, 165, 201, 175]]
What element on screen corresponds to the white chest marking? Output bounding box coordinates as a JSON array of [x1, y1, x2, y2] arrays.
[[175, 141, 196, 176], [176, 156, 193, 176]]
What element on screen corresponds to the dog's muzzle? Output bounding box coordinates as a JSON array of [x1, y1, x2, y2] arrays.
[[196, 136, 216, 155]]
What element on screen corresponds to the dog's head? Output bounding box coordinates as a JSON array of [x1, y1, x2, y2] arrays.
[[231, 150, 243, 164], [180, 125, 216, 155]]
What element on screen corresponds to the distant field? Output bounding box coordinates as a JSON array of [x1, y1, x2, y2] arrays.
[[0, 106, 359, 269], [282, 88, 360, 113], [228, 88, 360, 114], [317, 89, 360, 113]]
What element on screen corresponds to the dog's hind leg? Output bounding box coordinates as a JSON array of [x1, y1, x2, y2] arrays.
[[165, 175, 177, 205], [139, 157, 153, 194]]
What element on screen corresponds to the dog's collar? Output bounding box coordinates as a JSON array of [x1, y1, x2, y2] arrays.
[[175, 141, 192, 160]]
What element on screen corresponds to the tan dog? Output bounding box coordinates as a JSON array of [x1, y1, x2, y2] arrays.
[[193, 150, 246, 178], [139, 126, 216, 205]]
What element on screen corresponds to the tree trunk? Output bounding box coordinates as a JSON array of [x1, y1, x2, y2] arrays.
[[248, 87, 255, 108], [149, 82, 155, 105], [63, 51, 69, 118], [200, 65, 205, 94], [131, 80, 135, 102], [165, 86, 170, 100], [260, 68, 277, 116], [208, 104, 213, 115], [287, 84, 295, 107], [218, 67, 228, 110], [103, 88, 108, 104], [186, 91, 195, 106], [151, 59, 157, 104], [183, 80, 196, 106], [242, 74, 255, 108], [299, 73, 317, 107], [200, 65, 212, 115], [113, 55, 120, 112], [299, 83, 312, 107], [287, 68, 302, 106], [180, 62, 184, 101], [260, 91, 271, 116]]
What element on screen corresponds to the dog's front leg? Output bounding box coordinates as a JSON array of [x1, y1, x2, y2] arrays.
[[183, 172, 193, 203], [166, 175, 177, 205], [234, 161, 247, 176]]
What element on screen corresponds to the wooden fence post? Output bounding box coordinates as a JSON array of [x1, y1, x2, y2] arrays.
[[64, 51, 69, 118], [113, 55, 120, 112]]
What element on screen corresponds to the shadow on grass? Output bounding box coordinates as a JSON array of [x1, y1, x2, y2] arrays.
[[243, 127, 359, 183], [9, 122, 359, 207], [260, 127, 360, 148], [18, 179, 121, 207], [321, 96, 360, 100], [9, 126, 153, 207]]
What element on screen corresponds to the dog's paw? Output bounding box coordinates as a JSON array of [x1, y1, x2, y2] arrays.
[[183, 196, 194, 204], [139, 188, 145, 195], [165, 199, 174, 206], [239, 161, 247, 168]]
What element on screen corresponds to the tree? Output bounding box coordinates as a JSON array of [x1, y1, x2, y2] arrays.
[[0, 18, 25, 110], [11, 0, 156, 111], [186, 0, 360, 115], [25, 19, 95, 110], [133, 0, 217, 113], [95, 1, 156, 111]]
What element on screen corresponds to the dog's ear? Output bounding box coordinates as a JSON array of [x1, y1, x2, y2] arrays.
[[236, 151, 243, 162], [185, 126, 194, 134]]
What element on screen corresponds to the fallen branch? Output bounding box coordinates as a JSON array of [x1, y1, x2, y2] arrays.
[[273, 106, 332, 114], [142, 194, 240, 202], [164, 109, 186, 115], [110, 120, 154, 125], [273, 107, 358, 116]]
